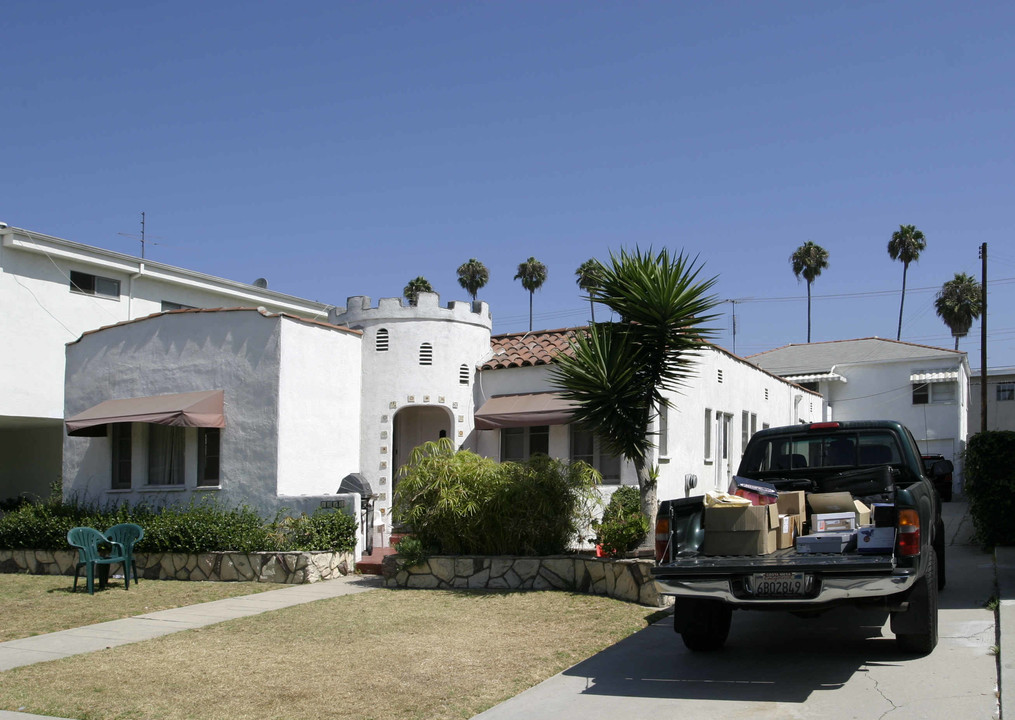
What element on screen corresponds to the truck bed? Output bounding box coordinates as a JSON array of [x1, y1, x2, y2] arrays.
[[652, 548, 896, 578]]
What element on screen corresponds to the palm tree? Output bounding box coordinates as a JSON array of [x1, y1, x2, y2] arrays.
[[551, 248, 720, 532], [789, 241, 829, 343], [403, 276, 433, 306], [575, 258, 603, 324], [888, 224, 927, 341], [514, 257, 548, 331], [456, 258, 489, 303], [935, 272, 982, 350]]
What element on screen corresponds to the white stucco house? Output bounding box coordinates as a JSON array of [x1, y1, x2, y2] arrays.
[[969, 367, 1015, 433], [472, 329, 823, 502], [748, 338, 970, 493], [0, 225, 332, 503]]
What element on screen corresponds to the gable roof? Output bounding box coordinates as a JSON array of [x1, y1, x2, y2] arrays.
[[747, 337, 964, 376], [482, 328, 581, 370]]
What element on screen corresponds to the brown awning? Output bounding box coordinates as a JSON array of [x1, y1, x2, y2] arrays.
[[66, 390, 225, 437], [474, 392, 576, 430]]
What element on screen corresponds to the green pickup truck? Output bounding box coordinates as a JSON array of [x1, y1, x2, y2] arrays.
[[651, 420, 947, 654]]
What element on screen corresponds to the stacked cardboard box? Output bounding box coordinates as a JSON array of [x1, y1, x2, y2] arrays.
[[702, 504, 780, 556]]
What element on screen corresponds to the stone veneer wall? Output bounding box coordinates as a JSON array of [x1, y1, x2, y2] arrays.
[[382, 554, 671, 607], [0, 549, 353, 584]]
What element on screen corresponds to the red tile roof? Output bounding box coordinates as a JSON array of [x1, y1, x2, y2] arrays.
[[483, 327, 582, 370]]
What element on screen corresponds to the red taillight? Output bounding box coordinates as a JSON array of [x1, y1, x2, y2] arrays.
[[655, 516, 670, 563], [897, 508, 921, 556]]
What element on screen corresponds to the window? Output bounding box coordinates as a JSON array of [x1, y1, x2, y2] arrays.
[[198, 428, 220, 486], [501, 425, 549, 462], [998, 382, 1015, 402], [111, 423, 132, 490], [161, 300, 196, 311], [657, 404, 669, 457], [742, 411, 750, 453], [70, 270, 120, 299], [419, 342, 433, 366], [913, 381, 957, 405], [704, 409, 713, 461], [375, 329, 389, 352], [570, 426, 621, 483], [459, 364, 470, 385], [147, 425, 185, 486]]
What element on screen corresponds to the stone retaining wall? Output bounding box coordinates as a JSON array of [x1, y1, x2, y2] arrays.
[[382, 554, 671, 607], [0, 548, 353, 584]]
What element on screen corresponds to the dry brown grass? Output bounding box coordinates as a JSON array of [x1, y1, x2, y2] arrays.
[[0, 588, 666, 720], [0, 573, 273, 641]]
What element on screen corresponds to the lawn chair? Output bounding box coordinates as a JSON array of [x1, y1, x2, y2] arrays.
[[66, 526, 129, 595], [105, 523, 145, 586]]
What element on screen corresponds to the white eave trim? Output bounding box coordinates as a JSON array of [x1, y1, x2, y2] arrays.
[[910, 370, 959, 383], [784, 372, 847, 384]]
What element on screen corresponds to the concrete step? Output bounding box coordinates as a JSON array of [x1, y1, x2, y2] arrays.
[[356, 547, 397, 576]]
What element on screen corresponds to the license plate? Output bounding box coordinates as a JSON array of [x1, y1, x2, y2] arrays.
[[748, 572, 811, 597]]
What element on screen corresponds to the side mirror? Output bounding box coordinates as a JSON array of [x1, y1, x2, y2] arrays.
[[931, 459, 954, 477]]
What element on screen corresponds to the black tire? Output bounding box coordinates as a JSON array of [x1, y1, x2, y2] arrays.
[[678, 599, 732, 652], [895, 547, 939, 655]]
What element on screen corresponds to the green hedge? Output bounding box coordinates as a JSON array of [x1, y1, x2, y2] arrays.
[[393, 438, 600, 556], [0, 498, 357, 554], [594, 486, 649, 556], [964, 430, 1015, 546]]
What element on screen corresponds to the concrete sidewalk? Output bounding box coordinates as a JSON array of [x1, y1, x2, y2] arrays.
[[0, 573, 382, 674]]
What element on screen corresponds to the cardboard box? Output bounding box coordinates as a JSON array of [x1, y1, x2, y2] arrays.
[[813, 511, 856, 533], [808, 492, 871, 528], [777, 513, 799, 549], [776, 491, 805, 549], [702, 504, 779, 556], [796, 531, 857, 554], [857, 526, 896, 553], [871, 503, 895, 527]]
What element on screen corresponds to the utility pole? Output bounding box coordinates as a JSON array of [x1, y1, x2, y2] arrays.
[[980, 242, 988, 432]]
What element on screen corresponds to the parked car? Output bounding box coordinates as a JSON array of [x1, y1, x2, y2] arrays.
[[922, 454, 954, 501]]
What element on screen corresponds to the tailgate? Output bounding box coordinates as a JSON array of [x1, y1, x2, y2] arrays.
[[651, 547, 896, 579]]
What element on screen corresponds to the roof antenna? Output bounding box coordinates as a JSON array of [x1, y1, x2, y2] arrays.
[[118, 211, 165, 259]]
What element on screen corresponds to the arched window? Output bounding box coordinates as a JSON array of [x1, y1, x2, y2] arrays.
[[375, 328, 389, 352], [419, 342, 433, 366]]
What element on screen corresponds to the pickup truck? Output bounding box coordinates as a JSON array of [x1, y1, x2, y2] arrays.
[[651, 420, 947, 654]]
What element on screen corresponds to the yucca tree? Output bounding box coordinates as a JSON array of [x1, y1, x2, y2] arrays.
[[575, 258, 604, 324], [456, 258, 489, 303], [790, 241, 829, 343], [935, 272, 982, 350], [514, 257, 548, 331], [888, 224, 927, 341], [551, 248, 720, 531], [403, 276, 433, 306]]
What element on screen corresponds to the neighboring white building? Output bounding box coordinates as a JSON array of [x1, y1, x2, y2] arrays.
[[969, 367, 1015, 433], [0, 226, 331, 502], [63, 308, 363, 512], [748, 338, 970, 492], [472, 329, 823, 502]]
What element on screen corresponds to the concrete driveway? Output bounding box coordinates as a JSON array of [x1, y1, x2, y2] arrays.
[[475, 502, 998, 720]]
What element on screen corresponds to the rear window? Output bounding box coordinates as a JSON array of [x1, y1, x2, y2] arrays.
[[741, 431, 903, 473]]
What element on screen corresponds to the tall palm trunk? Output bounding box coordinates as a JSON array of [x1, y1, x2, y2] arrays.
[[897, 263, 909, 341], [528, 292, 534, 331], [636, 458, 657, 543], [806, 281, 812, 343]]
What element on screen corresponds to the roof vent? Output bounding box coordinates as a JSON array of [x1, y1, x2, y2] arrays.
[[253, 278, 268, 288]]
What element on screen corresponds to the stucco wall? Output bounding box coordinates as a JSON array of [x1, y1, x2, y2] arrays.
[[277, 318, 363, 496], [63, 310, 284, 510], [0, 423, 63, 501]]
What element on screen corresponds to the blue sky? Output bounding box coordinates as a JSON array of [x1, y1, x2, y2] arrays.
[[4, 1, 1013, 370]]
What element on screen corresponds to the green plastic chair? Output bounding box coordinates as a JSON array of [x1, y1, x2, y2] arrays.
[[105, 523, 144, 585], [66, 526, 129, 595]]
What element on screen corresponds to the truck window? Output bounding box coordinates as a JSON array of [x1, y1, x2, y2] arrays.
[[742, 431, 903, 472]]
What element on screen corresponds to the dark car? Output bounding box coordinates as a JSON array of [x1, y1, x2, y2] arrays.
[[922, 454, 954, 501]]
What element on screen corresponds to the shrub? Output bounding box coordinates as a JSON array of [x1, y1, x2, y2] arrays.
[[0, 498, 357, 554], [964, 430, 1015, 546], [393, 438, 600, 556], [593, 486, 649, 556]]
